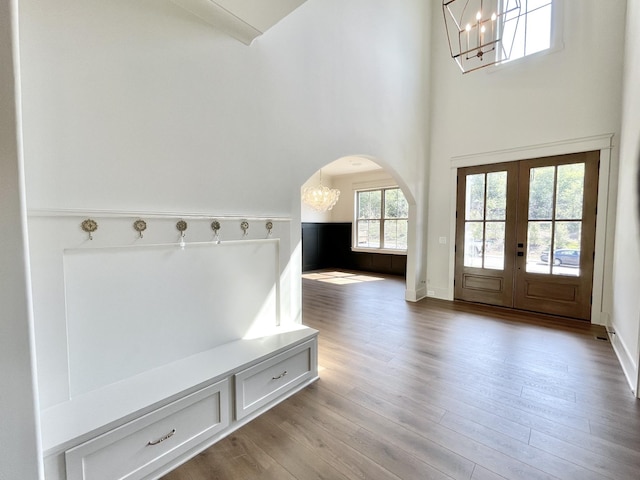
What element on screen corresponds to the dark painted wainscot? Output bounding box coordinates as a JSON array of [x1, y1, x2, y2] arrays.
[[301, 222, 406, 276]]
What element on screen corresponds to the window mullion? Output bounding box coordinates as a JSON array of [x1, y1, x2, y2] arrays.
[[523, 0, 528, 56], [380, 188, 386, 249]]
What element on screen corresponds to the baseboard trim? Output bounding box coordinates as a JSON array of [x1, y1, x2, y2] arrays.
[[608, 329, 638, 395], [405, 287, 426, 302]]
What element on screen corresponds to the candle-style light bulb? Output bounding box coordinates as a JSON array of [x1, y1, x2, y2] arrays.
[[465, 23, 471, 53], [490, 12, 496, 43], [476, 11, 482, 21]]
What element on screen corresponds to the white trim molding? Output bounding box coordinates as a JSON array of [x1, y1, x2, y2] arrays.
[[450, 134, 613, 168], [27, 208, 290, 222], [637, 319, 640, 398], [608, 328, 639, 397]]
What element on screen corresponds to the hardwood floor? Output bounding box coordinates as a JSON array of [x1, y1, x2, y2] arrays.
[[163, 271, 640, 480]]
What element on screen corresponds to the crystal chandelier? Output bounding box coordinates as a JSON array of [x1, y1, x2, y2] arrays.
[[302, 170, 341, 212], [442, 0, 521, 73]]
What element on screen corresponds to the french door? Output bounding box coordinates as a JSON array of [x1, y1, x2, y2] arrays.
[[454, 151, 599, 320]]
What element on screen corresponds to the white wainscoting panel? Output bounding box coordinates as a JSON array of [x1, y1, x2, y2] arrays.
[[63, 240, 279, 397]]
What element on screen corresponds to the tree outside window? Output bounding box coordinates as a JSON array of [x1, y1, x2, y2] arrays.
[[356, 188, 408, 250]]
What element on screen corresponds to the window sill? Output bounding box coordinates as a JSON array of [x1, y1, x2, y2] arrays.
[[486, 40, 564, 75], [352, 248, 407, 256]]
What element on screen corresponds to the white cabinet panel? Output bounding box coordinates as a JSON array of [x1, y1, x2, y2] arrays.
[[65, 380, 229, 480], [234, 339, 316, 419], [63, 241, 278, 397]]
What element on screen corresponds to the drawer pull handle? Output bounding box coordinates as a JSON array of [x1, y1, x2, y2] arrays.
[[147, 429, 176, 446], [272, 370, 288, 380]]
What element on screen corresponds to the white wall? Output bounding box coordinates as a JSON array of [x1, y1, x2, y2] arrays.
[[18, 0, 429, 297], [16, 0, 429, 435], [28, 214, 293, 410], [0, 0, 42, 477], [611, 0, 640, 394], [18, 0, 428, 215], [426, 0, 626, 303]]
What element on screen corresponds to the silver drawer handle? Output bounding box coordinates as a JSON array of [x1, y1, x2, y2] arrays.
[[272, 370, 287, 380], [147, 429, 176, 446]]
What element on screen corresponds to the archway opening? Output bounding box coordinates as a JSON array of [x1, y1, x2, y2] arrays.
[[300, 155, 417, 299]]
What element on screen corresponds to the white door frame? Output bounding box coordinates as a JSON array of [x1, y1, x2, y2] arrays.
[[448, 134, 614, 325]]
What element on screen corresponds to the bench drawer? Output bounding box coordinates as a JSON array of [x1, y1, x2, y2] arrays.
[[234, 339, 317, 419], [65, 379, 229, 480]]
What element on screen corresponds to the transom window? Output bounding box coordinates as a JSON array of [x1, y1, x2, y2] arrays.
[[502, 0, 553, 63], [356, 188, 408, 250]]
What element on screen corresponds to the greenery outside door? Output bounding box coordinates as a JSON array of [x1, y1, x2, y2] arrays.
[[455, 151, 599, 320]]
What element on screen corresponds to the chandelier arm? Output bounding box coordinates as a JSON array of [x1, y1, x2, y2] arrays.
[[442, 0, 521, 74]]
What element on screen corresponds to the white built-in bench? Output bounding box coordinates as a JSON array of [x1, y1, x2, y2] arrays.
[[41, 325, 318, 480]]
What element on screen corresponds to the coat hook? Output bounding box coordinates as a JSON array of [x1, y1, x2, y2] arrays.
[[81, 219, 98, 240], [211, 220, 221, 244], [176, 220, 188, 248], [266, 221, 273, 237], [241, 220, 249, 237], [133, 219, 147, 239]]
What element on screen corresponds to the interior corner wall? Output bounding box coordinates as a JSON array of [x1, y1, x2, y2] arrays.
[[611, 0, 640, 394], [0, 0, 42, 478], [426, 0, 627, 304]]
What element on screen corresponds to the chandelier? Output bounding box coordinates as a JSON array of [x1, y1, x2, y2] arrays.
[[442, 0, 521, 73], [302, 170, 341, 212]]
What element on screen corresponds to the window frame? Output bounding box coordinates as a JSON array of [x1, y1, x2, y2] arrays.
[[492, 0, 563, 71], [353, 186, 408, 254]]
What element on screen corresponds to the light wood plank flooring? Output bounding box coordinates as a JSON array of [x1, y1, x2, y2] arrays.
[[163, 271, 640, 480]]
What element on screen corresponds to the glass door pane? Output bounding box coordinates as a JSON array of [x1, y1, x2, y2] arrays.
[[525, 162, 585, 276], [464, 222, 484, 267], [465, 174, 485, 220], [463, 172, 507, 269], [527, 221, 552, 274]]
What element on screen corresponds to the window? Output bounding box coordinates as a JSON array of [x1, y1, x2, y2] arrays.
[[356, 188, 408, 250], [502, 0, 553, 63]]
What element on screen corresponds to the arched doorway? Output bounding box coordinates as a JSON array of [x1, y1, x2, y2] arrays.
[[300, 155, 419, 300]]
